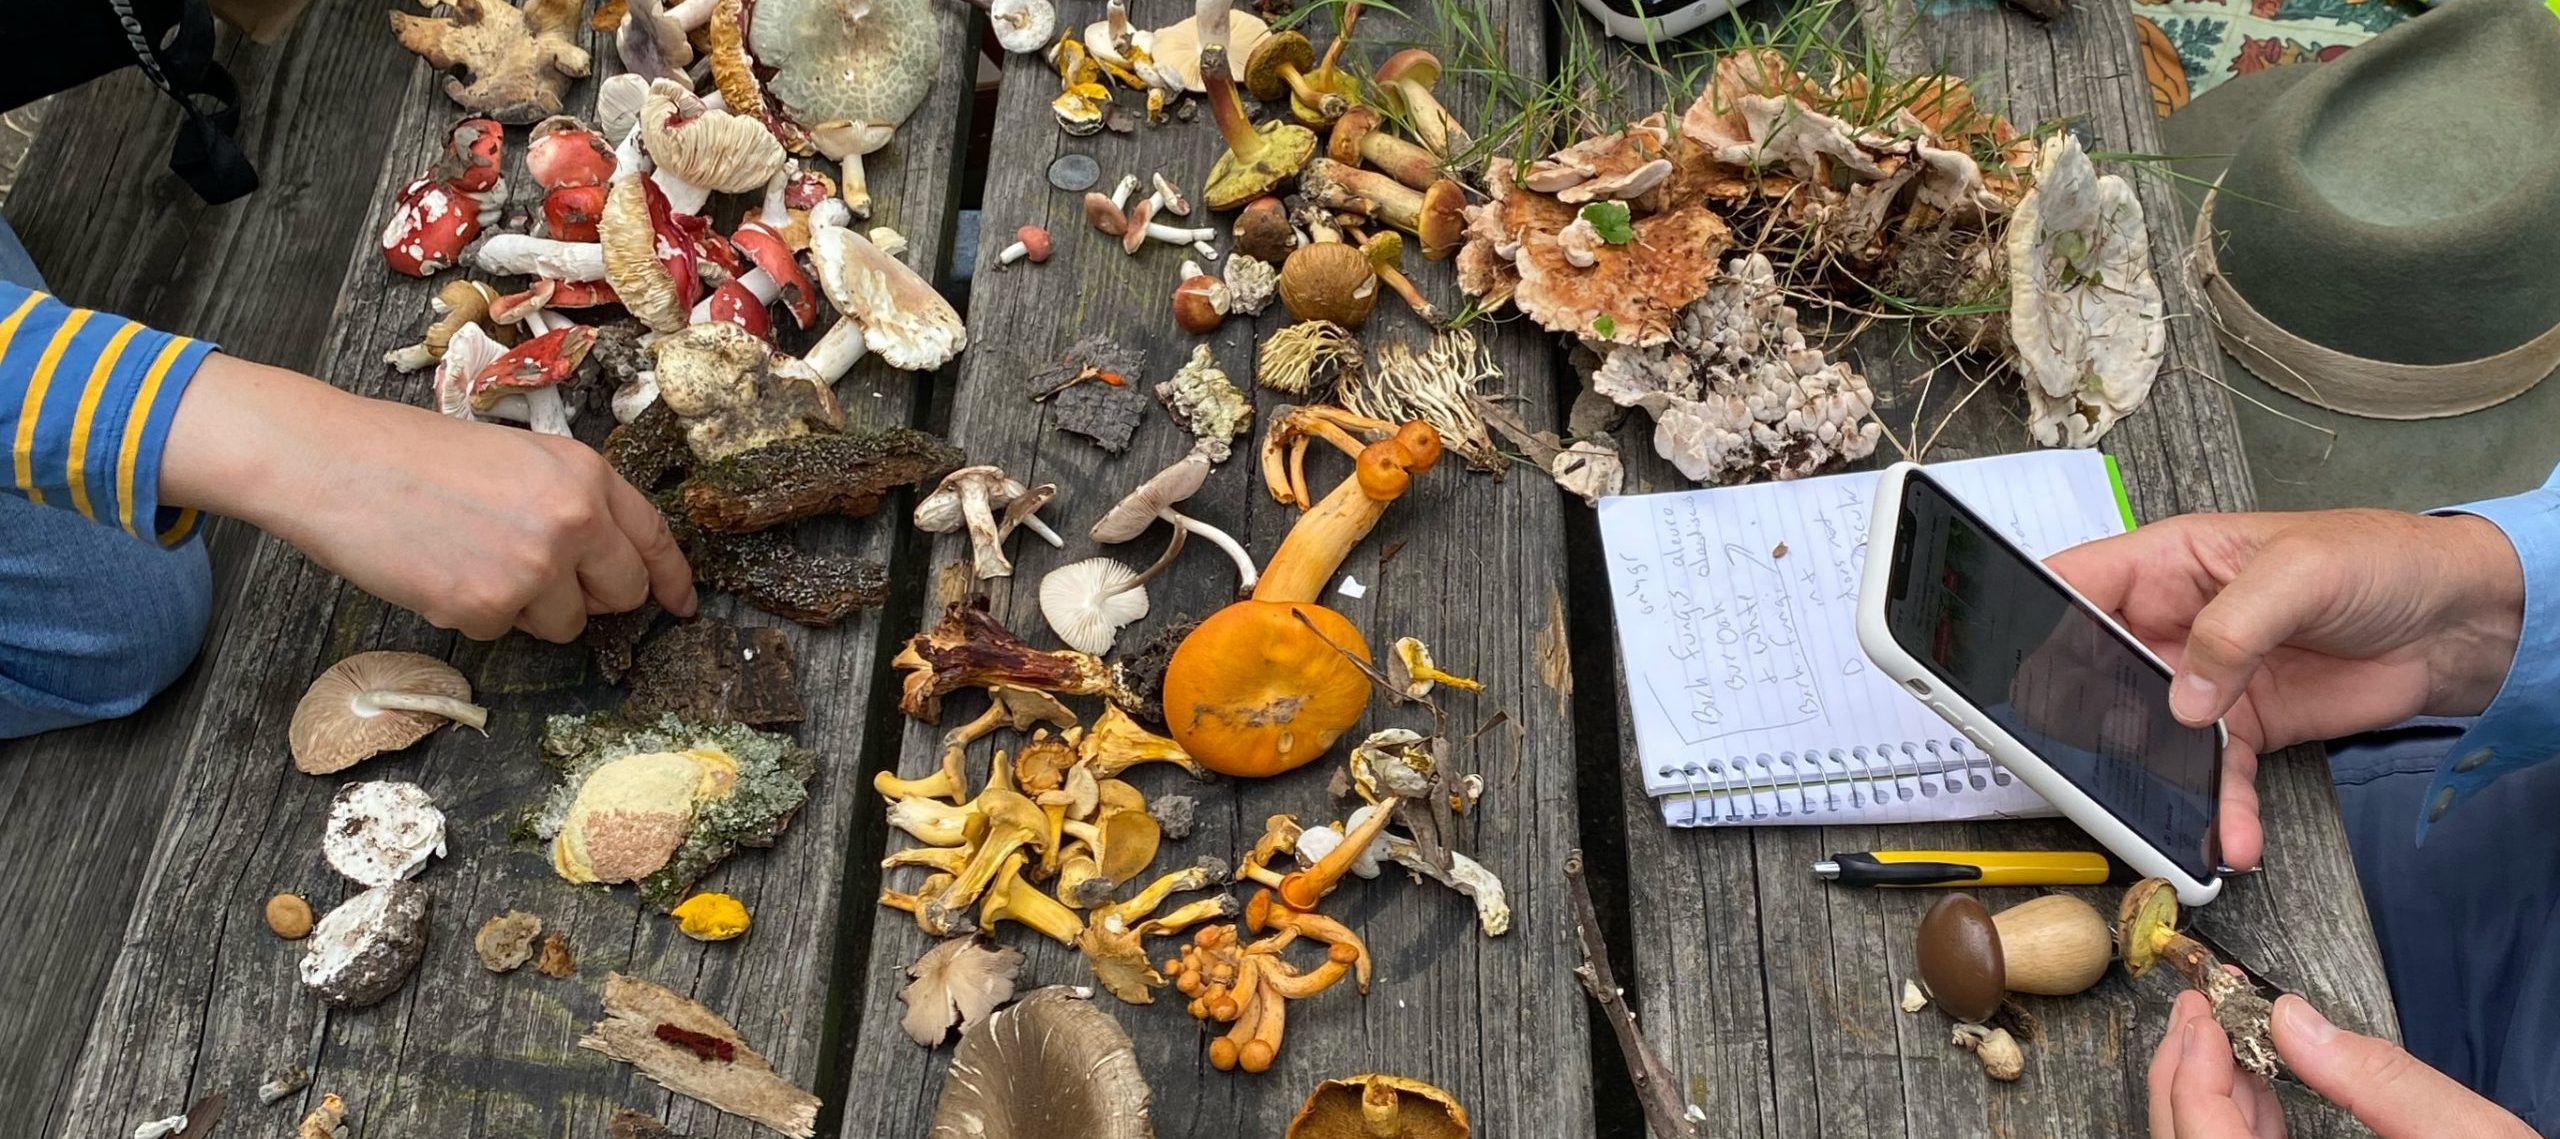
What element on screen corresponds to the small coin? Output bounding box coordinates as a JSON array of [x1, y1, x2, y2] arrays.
[[1048, 153, 1101, 192]]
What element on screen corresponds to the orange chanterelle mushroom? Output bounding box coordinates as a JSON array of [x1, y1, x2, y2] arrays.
[[1160, 418, 1442, 777]]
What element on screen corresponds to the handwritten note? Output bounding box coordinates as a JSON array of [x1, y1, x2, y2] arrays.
[[1597, 453, 2131, 825]]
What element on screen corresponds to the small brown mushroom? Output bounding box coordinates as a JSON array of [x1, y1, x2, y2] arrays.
[[999, 225, 1053, 268], [1085, 191, 1131, 237], [1279, 240, 1378, 328], [1232, 194, 1300, 263], [1300, 159, 1467, 260], [914, 465, 1066, 579], [266, 893, 315, 940], [1914, 892, 2110, 1024], [1329, 106, 1442, 191], [1372, 48, 1469, 160], [290, 652, 488, 775], [928, 987, 1154, 1137], [1173, 259, 1233, 333]]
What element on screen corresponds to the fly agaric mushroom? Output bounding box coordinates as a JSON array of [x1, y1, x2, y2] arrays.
[[1161, 422, 1442, 777], [291, 651, 487, 774], [2119, 877, 2281, 1082], [380, 118, 507, 277], [1196, 0, 1317, 211], [299, 881, 432, 1009], [385, 279, 504, 372], [894, 600, 1133, 721], [1372, 48, 1468, 160], [652, 320, 845, 461], [1279, 240, 1378, 328], [916, 465, 1065, 580], [1914, 892, 2111, 1026], [805, 223, 969, 379], [1173, 259, 1231, 333], [1091, 449, 1260, 595], [1243, 28, 1347, 124], [928, 987, 1154, 1138], [1301, 159, 1467, 261], [389, 0, 591, 124], [468, 323, 595, 435], [1329, 107, 1444, 191], [528, 115, 617, 190], [1287, 1074, 1470, 1139], [638, 78, 787, 215]]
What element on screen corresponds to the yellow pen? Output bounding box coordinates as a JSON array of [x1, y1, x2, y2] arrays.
[[1811, 850, 2119, 888]]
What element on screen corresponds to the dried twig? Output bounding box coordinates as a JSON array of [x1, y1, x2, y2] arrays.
[[1567, 850, 1698, 1139]]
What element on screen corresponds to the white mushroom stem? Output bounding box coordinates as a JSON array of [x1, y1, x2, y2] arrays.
[[472, 235, 608, 281], [663, 0, 717, 29], [1109, 173, 1140, 210], [804, 317, 872, 383], [484, 388, 574, 437], [809, 198, 854, 232], [1016, 514, 1066, 547], [758, 166, 794, 229], [699, 89, 728, 112], [651, 167, 713, 216], [386, 343, 438, 372], [1192, 240, 1220, 261], [999, 240, 1034, 266], [612, 371, 660, 423], [1163, 508, 1258, 591], [1145, 222, 1217, 246], [353, 690, 491, 730], [840, 153, 873, 219], [690, 268, 781, 323], [614, 126, 652, 179]]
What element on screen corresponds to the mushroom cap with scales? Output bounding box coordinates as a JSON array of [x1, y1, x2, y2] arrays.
[[290, 651, 487, 774], [749, 0, 940, 133], [808, 224, 968, 371], [927, 986, 1153, 1139]]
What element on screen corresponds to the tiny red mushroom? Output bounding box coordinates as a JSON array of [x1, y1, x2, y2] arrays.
[[543, 183, 610, 243], [706, 279, 773, 338], [998, 225, 1052, 268], [526, 117, 617, 191]]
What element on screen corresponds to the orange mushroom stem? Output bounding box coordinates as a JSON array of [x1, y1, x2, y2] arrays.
[[1275, 799, 1399, 911], [1254, 422, 1443, 604]]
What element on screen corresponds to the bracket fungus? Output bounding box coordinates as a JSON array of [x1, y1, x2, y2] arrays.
[[299, 881, 431, 1009], [581, 973, 821, 1138], [2005, 134, 2165, 448], [291, 651, 487, 774], [1913, 892, 2111, 1024], [1162, 422, 1444, 778], [915, 465, 1066, 580], [531, 713, 817, 910], [676, 427, 962, 533], [1287, 1073, 1471, 1139], [389, 0, 591, 124], [806, 223, 969, 378], [928, 987, 1155, 1139], [1461, 154, 1731, 345], [323, 780, 448, 887], [1090, 449, 1260, 595], [1589, 252, 1882, 484], [2119, 877, 2280, 1082], [900, 935, 1025, 1047], [1196, 0, 1316, 210]]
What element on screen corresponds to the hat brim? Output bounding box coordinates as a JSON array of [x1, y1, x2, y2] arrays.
[[2165, 63, 2560, 511]]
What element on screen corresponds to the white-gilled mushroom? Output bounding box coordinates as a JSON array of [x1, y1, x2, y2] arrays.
[[596, 72, 654, 139], [809, 119, 900, 220], [290, 651, 488, 774], [805, 223, 969, 380], [1039, 557, 1154, 653], [1089, 449, 1258, 594], [916, 465, 1065, 579], [322, 781, 449, 887], [638, 78, 787, 215], [599, 174, 699, 334], [988, 0, 1057, 54]]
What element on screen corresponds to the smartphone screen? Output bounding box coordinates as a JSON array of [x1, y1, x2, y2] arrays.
[[1883, 471, 2222, 881]]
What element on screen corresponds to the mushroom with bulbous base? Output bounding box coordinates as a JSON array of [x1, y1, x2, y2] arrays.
[[2119, 876, 2280, 1082]]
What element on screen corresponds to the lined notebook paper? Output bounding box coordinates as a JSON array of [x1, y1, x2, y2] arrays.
[[1596, 453, 2136, 827]]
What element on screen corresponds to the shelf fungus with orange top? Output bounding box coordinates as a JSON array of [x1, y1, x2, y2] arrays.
[[1162, 420, 1442, 778]]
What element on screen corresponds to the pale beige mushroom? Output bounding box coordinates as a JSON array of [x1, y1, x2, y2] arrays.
[[290, 652, 487, 774], [638, 77, 787, 214], [928, 987, 1154, 1138], [805, 223, 968, 379]]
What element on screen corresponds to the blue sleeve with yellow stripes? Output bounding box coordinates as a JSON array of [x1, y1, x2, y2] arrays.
[[0, 282, 214, 547]]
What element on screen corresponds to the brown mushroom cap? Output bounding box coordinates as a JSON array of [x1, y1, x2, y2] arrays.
[[1243, 29, 1316, 103], [928, 986, 1153, 1139], [2117, 876, 2181, 978], [290, 651, 487, 775], [1232, 195, 1297, 263], [1279, 241, 1379, 328], [1914, 892, 2005, 1023], [1373, 47, 1442, 89], [1327, 106, 1380, 167], [1287, 1073, 1471, 1139], [1416, 179, 1468, 260], [1092, 451, 1215, 543]]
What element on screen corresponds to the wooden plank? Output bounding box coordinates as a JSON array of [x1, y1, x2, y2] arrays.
[[0, 7, 450, 1127], [837, 4, 1595, 1135], [1584, 1, 2401, 1134], [28, 6, 978, 1136]]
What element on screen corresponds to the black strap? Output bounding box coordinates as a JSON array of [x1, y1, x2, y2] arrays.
[[110, 0, 258, 203]]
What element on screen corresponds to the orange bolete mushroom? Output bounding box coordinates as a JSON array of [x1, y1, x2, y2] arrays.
[[1162, 422, 1442, 777]]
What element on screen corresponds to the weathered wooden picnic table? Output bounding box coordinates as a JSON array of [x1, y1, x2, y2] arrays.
[[0, 0, 2398, 1136]]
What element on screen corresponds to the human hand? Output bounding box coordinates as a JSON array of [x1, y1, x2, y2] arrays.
[[2148, 990, 2535, 1139], [161, 354, 696, 642], [2045, 509, 2524, 868]]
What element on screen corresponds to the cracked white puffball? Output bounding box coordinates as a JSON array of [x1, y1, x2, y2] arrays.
[[322, 780, 447, 886]]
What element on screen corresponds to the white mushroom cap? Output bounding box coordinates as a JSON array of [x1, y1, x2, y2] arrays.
[[808, 225, 968, 372], [1040, 558, 1151, 654], [596, 73, 654, 140], [323, 781, 449, 887], [639, 78, 788, 196], [990, 0, 1057, 54], [290, 651, 488, 774]]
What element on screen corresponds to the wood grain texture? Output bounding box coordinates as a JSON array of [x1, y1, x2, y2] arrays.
[[1595, 0, 2399, 1134], [837, 4, 1595, 1135], [8, 5, 976, 1135]]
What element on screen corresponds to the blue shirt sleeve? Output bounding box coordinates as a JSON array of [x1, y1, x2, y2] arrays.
[[2416, 467, 2560, 842], [0, 283, 216, 547]]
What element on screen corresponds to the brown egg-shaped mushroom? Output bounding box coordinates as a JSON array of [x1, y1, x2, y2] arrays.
[[290, 651, 488, 774], [1233, 195, 1298, 264], [928, 986, 1153, 1139], [1287, 1073, 1469, 1139], [1279, 241, 1378, 328], [1915, 893, 2006, 1023]]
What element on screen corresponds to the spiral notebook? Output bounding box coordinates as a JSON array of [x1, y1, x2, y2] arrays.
[[1597, 452, 2137, 827]]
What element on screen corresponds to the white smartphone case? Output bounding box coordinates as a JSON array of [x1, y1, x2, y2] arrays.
[[1856, 462, 2225, 907]]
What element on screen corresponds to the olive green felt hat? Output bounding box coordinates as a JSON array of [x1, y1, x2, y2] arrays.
[[2165, 0, 2560, 511]]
